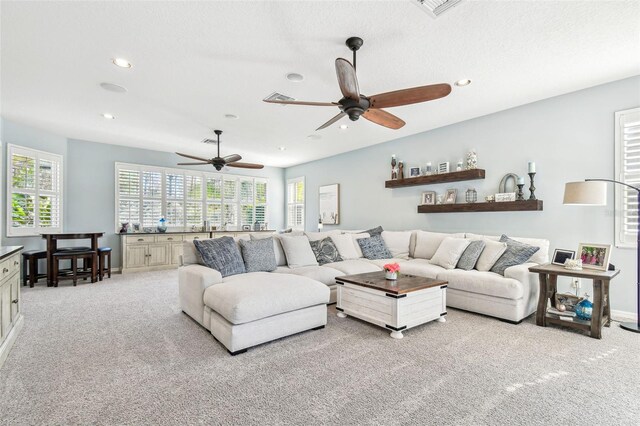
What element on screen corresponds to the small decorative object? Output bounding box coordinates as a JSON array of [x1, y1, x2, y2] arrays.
[[564, 258, 583, 270], [575, 293, 593, 320], [444, 189, 457, 204], [485, 195, 495, 203], [578, 243, 612, 271], [132, 223, 140, 232], [516, 182, 525, 201], [555, 293, 583, 312], [319, 183, 339, 224], [465, 188, 477, 203], [421, 191, 436, 205], [552, 249, 576, 266], [528, 161, 537, 200], [391, 155, 398, 180], [398, 161, 405, 179], [438, 162, 450, 174], [437, 194, 445, 204], [318, 218, 323, 231], [157, 217, 167, 233], [409, 167, 421, 177], [557, 304, 566, 312], [254, 220, 260, 231], [495, 192, 516, 202], [119, 222, 129, 234], [456, 160, 463, 171], [466, 149, 477, 170], [424, 162, 433, 175], [499, 173, 519, 193], [383, 262, 400, 280], [242, 225, 251, 231], [143, 227, 153, 233]]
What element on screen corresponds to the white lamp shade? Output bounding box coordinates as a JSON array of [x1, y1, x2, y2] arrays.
[[563, 181, 607, 205]]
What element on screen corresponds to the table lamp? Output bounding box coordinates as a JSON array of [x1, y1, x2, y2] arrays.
[[563, 179, 639, 333]]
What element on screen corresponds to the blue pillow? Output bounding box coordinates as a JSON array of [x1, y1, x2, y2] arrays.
[[357, 235, 392, 260], [194, 237, 246, 277]]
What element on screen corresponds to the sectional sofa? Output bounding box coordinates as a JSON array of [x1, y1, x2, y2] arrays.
[[179, 229, 549, 354]]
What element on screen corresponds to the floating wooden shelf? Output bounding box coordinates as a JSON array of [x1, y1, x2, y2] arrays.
[[385, 169, 485, 188], [417, 200, 543, 214]]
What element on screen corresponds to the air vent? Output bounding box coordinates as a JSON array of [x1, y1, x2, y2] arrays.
[[202, 138, 218, 145], [411, 0, 463, 18], [264, 92, 295, 103]]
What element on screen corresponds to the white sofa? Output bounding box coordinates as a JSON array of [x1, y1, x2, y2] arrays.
[[179, 229, 549, 354]]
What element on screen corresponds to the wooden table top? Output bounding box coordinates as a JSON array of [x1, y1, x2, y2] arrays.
[[528, 263, 620, 281], [336, 271, 447, 295]]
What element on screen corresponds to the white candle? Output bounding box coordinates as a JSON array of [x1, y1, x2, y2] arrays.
[[528, 162, 536, 173], [517, 177, 525, 185]]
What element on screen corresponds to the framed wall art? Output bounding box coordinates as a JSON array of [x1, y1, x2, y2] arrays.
[[319, 183, 339, 225]]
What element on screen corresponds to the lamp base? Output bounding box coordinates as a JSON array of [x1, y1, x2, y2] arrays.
[[620, 322, 640, 333]]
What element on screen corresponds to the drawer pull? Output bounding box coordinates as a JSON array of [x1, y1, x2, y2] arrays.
[[2, 268, 8, 273], [167, 237, 173, 240], [14, 260, 19, 265], [137, 238, 144, 242], [12, 299, 18, 304]]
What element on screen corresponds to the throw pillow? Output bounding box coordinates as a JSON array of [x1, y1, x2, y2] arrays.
[[430, 237, 470, 269], [309, 237, 343, 265], [279, 235, 318, 268], [193, 237, 246, 278], [456, 240, 486, 270], [361, 226, 384, 237], [250, 233, 286, 266], [466, 233, 549, 264], [475, 240, 508, 271], [381, 231, 412, 260], [490, 235, 541, 275], [350, 232, 370, 258], [238, 238, 277, 273], [330, 234, 360, 260], [413, 231, 466, 259], [357, 235, 393, 260]]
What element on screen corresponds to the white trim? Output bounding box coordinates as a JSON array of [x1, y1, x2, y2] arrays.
[[611, 309, 637, 323], [614, 107, 640, 248]]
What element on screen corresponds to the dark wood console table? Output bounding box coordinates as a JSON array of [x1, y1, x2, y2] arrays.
[[41, 232, 104, 286]]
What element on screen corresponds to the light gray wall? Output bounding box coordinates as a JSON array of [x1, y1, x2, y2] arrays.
[[285, 76, 640, 314]]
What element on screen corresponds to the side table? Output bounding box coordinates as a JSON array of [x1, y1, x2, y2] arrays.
[[529, 264, 619, 339]]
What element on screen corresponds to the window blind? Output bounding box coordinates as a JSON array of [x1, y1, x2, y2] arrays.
[[286, 177, 305, 230], [615, 107, 640, 247]]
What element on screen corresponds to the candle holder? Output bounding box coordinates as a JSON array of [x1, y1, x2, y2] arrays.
[[516, 184, 525, 201], [528, 172, 537, 200]]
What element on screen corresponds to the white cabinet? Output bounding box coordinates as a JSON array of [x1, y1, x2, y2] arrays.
[[0, 248, 23, 369]]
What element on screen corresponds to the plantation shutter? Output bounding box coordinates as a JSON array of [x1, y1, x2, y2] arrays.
[[239, 178, 254, 226], [205, 176, 223, 228], [223, 177, 238, 229], [185, 174, 203, 226], [287, 177, 305, 230], [165, 172, 184, 227], [255, 179, 267, 225], [616, 107, 640, 246], [142, 170, 162, 227]]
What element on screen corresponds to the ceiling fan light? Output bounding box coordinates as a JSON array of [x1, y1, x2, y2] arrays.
[[339, 124, 348, 130], [455, 79, 472, 87]]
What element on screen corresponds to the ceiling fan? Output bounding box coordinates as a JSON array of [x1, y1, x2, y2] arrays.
[[263, 37, 451, 131], [176, 130, 264, 171]]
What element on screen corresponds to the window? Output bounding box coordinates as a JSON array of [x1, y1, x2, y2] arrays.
[[7, 145, 63, 236], [287, 177, 305, 230], [615, 107, 640, 247], [115, 162, 268, 231]]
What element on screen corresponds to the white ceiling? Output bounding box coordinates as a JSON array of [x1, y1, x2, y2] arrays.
[[1, 1, 639, 168]]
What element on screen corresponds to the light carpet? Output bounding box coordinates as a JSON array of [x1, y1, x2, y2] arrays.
[[1, 270, 638, 425]]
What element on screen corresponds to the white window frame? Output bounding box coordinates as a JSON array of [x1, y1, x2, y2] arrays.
[[114, 162, 268, 232], [287, 176, 305, 231], [614, 107, 640, 248], [6, 144, 64, 236]]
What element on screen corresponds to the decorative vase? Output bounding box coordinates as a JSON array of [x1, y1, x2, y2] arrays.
[[119, 222, 129, 234], [575, 294, 593, 320], [466, 149, 478, 169], [385, 271, 398, 280], [465, 188, 477, 203], [157, 217, 167, 233]]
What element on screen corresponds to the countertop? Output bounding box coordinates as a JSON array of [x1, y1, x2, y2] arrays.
[[0, 246, 24, 260]]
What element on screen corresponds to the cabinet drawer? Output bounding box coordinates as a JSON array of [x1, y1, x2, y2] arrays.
[[156, 235, 183, 242], [185, 234, 209, 241], [0, 254, 18, 280], [126, 236, 155, 244]]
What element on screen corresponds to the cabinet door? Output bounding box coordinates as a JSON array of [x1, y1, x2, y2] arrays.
[[170, 243, 183, 265], [0, 281, 10, 341], [126, 245, 148, 269], [147, 244, 169, 266], [10, 274, 20, 322]]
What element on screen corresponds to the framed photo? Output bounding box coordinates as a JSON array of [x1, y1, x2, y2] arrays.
[[421, 191, 436, 205], [409, 167, 421, 177], [444, 189, 457, 204], [438, 162, 450, 174], [319, 183, 339, 225], [552, 249, 576, 266], [242, 225, 251, 231], [555, 293, 583, 312], [578, 243, 612, 271], [132, 223, 141, 233]]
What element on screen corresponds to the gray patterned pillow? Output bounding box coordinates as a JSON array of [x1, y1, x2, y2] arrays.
[[193, 237, 246, 278], [361, 226, 384, 237], [239, 238, 277, 272], [490, 235, 540, 275], [357, 235, 392, 260], [309, 237, 343, 265], [457, 240, 486, 270]]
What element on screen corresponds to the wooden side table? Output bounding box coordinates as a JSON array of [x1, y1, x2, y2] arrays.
[[529, 264, 619, 339]]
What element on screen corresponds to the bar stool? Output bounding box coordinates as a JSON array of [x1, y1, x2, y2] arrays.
[[98, 247, 112, 281], [52, 250, 97, 287], [22, 250, 48, 288]]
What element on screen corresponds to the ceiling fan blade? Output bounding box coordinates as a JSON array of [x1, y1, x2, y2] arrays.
[[177, 162, 211, 165], [223, 154, 242, 163], [369, 83, 452, 109], [362, 108, 406, 130], [226, 162, 264, 169], [263, 99, 337, 106], [316, 112, 347, 131], [335, 58, 360, 100], [176, 152, 211, 162]]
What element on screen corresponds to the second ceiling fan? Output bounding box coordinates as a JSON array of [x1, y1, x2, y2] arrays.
[[264, 36, 452, 131]]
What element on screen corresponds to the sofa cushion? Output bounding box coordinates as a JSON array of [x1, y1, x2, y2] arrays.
[[362, 225, 384, 236], [275, 265, 344, 285], [381, 231, 412, 260], [330, 234, 360, 260], [490, 235, 540, 276], [430, 237, 470, 270], [309, 237, 343, 265], [364, 258, 410, 269], [456, 240, 486, 270], [436, 269, 524, 300], [305, 230, 342, 241], [413, 231, 465, 259], [250, 233, 286, 266], [193, 237, 246, 278], [357, 235, 393, 260], [466, 233, 549, 264], [350, 233, 370, 258], [204, 272, 329, 324], [279, 235, 318, 268], [238, 238, 277, 273], [475, 240, 508, 272], [398, 259, 446, 279], [324, 259, 381, 275]]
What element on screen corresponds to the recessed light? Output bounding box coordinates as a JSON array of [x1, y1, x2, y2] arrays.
[[224, 114, 239, 119], [102, 113, 115, 120], [455, 79, 471, 87], [307, 135, 321, 140], [339, 124, 348, 130], [286, 73, 304, 82], [112, 58, 132, 68], [277, 146, 286, 151], [100, 82, 127, 93]]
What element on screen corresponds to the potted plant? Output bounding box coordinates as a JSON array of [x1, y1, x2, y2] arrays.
[[383, 262, 400, 280]]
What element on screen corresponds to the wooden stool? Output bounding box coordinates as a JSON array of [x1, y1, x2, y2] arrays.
[[22, 250, 48, 288], [98, 247, 112, 281], [52, 250, 97, 287]]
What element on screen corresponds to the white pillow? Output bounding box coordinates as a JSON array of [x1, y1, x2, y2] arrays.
[[466, 233, 549, 264], [430, 237, 470, 269], [305, 230, 342, 241], [279, 235, 318, 269], [414, 231, 465, 259], [475, 240, 508, 271], [330, 234, 359, 260], [250, 233, 286, 266], [349, 232, 370, 258], [381, 231, 412, 260]]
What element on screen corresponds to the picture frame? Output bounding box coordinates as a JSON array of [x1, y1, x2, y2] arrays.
[[242, 225, 251, 231], [552, 249, 576, 266], [319, 183, 340, 225], [578, 243, 612, 271], [132, 223, 140, 233], [555, 293, 583, 312], [444, 189, 457, 204], [421, 191, 436, 205], [438, 162, 450, 174], [409, 167, 421, 177]]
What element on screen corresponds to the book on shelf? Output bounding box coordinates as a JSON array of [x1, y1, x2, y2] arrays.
[[547, 307, 576, 317]]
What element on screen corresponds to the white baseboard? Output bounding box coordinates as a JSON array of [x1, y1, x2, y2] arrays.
[[611, 309, 637, 322]]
